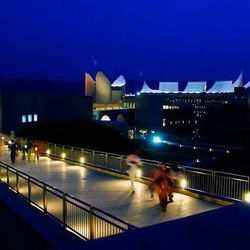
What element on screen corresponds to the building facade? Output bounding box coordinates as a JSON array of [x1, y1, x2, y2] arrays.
[[0, 89, 92, 134]]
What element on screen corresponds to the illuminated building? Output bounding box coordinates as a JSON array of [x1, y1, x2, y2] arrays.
[[85, 71, 250, 139]]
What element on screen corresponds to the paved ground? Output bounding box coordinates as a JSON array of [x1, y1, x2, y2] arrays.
[[0, 147, 221, 227]]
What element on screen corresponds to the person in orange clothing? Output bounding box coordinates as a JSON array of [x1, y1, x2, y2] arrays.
[[0, 136, 4, 156], [152, 162, 174, 211]]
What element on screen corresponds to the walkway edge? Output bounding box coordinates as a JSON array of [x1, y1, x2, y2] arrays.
[[0, 182, 86, 250]]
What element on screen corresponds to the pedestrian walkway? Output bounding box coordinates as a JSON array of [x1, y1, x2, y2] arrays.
[[0, 147, 221, 227]]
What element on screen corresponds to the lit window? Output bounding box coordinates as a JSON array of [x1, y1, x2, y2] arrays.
[[28, 114, 32, 122], [33, 114, 38, 122], [22, 115, 27, 123], [163, 119, 166, 127]]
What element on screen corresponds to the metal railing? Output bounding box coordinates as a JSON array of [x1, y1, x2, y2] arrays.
[[3, 134, 250, 202], [0, 161, 135, 240]]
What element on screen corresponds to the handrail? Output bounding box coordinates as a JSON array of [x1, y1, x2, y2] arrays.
[[0, 161, 135, 240], [2, 133, 250, 202]]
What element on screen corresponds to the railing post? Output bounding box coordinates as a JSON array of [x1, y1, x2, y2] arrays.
[[28, 176, 31, 203], [89, 206, 94, 240], [93, 151, 95, 165], [54, 144, 57, 156], [81, 149, 84, 163], [211, 171, 215, 197], [16, 173, 19, 193], [71, 147, 73, 160], [105, 153, 108, 168], [63, 193, 67, 228], [7, 167, 9, 186], [120, 156, 123, 173], [0, 166, 2, 181], [43, 184, 47, 213]]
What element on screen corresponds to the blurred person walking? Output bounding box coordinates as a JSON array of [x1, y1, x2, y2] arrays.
[[126, 150, 142, 193], [152, 162, 174, 212]]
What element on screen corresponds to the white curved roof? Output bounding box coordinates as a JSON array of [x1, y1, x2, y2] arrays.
[[183, 81, 207, 93], [232, 71, 243, 88], [207, 81, 233, 93], [244, 81, 250, 89], [140, 81, 158, 93], [112, 75, 126, 87], [159, 82, 179, 93]]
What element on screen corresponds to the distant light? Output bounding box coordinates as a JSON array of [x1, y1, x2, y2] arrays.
[[193, 146, 197, 149], [136, 169, 142, 178], [179, 144, 183, 147], [151, 130, 155, 134], [8, 140, 12, 145], [196, 159, 200, 163], [80, 157, 85, 163], [101, 115, 111, 121], [180, 179, 187, 189], [209, 148, 213, 152], [226, 150, 230, 154], [152, 136, 162, 144], [245, 193, 250, 203], [1, 136, 4, 140], [24, 145, 28, 149], [136, 92, 141, 96], [46, 149, 51, 155], [61, 153, 66, 159]]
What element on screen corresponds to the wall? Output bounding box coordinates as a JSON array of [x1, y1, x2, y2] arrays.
[[1, 90, 92, 133]]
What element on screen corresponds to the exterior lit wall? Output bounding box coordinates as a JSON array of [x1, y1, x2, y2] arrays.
[[85, 73, 96, 100], [1, 90, 92, 133], [95, 72, 111, 103]]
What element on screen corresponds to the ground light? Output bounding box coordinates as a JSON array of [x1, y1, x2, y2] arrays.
[[136, 168, 142, 178], [244, 192, 250, 203], [46, 149, 51, 155], [180, 179, 187, 189], [80, 157, 85, 163], [61, 153, 66, 159], [152, 136, 162, 144]]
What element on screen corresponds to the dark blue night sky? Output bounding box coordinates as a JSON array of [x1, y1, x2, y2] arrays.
[[1, 0, 250, 86]]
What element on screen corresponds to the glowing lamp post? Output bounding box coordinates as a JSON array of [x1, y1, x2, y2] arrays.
[[61, 153, 66, 159], [80, 157, 85, 164], [180, 179, 187, 189], [136, 168, 142, 178], [245, 192, 250, 203]]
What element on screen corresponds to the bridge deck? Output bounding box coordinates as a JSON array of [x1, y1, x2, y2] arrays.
[[0, 148, 220, 227]]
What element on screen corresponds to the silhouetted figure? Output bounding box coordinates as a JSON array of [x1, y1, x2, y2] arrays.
[[27, 141, 33, 162], [34, 145, 40, 161], [22, 144, 28, 160], [126, 150, 142, 192], [9, 140, 18, 164]]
